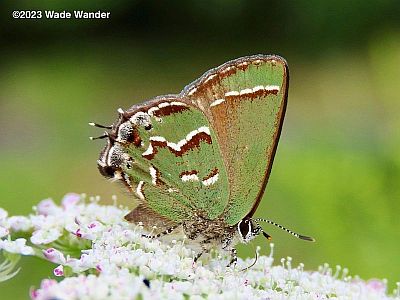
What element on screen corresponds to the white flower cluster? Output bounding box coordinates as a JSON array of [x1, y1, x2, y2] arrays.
[[0, 194, 399, 299]]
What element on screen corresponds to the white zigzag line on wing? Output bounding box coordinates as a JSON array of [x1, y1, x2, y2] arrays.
[[136, 181, 145, 200], [181, 171, 219, 186], [225, 90, 240, 97], [203, 73, 217, 84], [146, 101, 188, 117], [142, 143, 154, 157], [209, 85, 280, 108], [202, 172, 219, 186], [210, 98, 225, 107], [224, 85, 280, 97], [142, 126, 211, 156], [181, 174, 199, 182], [149, 166, 158, 185], [124, 173, 132, 187]]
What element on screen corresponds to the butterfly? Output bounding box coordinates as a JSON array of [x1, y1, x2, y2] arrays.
[[91, 54, 314, 266]]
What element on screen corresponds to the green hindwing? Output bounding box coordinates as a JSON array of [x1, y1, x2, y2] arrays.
[[184, 55, 288, 225]]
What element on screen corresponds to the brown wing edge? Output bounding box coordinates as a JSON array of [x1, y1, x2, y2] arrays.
[[244, 57, 289, 219], [181, 54, 288, 97]]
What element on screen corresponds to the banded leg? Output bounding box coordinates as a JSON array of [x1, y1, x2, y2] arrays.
[[194, 238, 213, 262], [142, 224, 180, 239], [227, 248, 237, 267], [194, 250, 208, 262]]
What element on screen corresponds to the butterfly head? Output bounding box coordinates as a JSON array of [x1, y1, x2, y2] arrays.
[[91, 108, 152, 187], [237, 218, 268, 244]]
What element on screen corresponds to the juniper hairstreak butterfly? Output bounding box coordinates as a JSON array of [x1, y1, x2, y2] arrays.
[[90, 55, 314, 266]]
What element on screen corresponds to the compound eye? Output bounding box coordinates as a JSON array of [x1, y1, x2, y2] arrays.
[[238, 219, 251, 239]]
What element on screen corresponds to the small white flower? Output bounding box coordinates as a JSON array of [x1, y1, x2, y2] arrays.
[[0, 238, 35, 255], [36, 198, 62, 216], [31, 228, 62, 245], [64, 222, 79, 236], [61, 193, 81, 210], [0, 208, 8, 221], [43, 248, 66, 264], [53, 265, 64, 277], [72, 221, 105, 241], [30, 215, 64, 231], [31, 279, 57, 299], [0, 226, 9, 238], [366, 278, 388, 294], [7, 216, 32, 231]]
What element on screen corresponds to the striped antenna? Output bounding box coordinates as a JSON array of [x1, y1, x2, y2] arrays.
[[89, 132, 109, 140], [254, 218, 315, 242], [88, 122, 112, 129]]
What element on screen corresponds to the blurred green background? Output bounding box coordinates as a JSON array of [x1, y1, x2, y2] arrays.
[[1, 0, 399, 298]]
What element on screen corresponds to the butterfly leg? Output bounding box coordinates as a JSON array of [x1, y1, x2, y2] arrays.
[[220, 235, 237, 267], [193, 238, 213, 263], [142, 224, 180, 239], [194, 250, 206, 263], [194, 247, 211, 263], [227, 248, 238, 267]]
